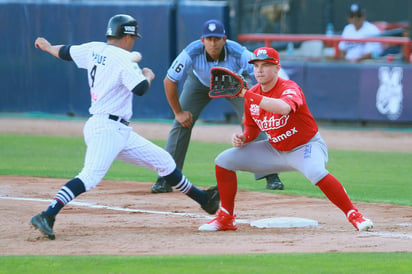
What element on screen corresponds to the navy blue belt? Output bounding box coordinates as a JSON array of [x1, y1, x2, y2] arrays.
[[108, 114, 129, 126]]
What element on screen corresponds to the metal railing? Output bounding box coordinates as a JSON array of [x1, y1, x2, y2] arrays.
[[238, 33, 411, 62]]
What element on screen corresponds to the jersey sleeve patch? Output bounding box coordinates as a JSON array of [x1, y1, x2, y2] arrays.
[[280, 88, 302, 112]]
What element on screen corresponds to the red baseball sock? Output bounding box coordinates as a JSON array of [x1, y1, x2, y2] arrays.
[[215, 165, 237, 215], [317, 174, 356, 215]]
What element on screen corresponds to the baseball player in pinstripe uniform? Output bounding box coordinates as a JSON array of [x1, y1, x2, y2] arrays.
[[151, 19, 288, 193], [30, 14, 220, 240]]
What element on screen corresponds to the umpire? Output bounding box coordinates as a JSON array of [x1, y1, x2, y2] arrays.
[[151, 19, 287, 193]]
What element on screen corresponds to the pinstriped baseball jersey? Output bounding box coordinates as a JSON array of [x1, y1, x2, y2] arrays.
[[70, 42, 146, 120]]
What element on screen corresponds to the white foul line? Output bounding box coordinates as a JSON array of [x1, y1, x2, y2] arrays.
[[2, 196, 412, 237], [367, 231, 412, 240], [0, 196, 251, 224], [0, 196, 215, 220]]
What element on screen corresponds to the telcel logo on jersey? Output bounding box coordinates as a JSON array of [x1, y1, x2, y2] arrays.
[[254, 115, 289, 130]]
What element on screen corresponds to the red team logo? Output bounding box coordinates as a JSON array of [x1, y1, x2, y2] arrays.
[[254, 115, 289, 131]]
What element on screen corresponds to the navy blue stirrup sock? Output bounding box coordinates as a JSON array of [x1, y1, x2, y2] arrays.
[[44, 178, 86, 216], [163, 168, 207, 206]]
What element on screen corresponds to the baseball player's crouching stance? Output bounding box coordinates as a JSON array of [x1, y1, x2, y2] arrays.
[[199, 47, 373, 232], [30, 14, 220, 240]]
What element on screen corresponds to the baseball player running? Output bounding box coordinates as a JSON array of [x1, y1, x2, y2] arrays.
[[151, 19, 287, 193], [30, 14, 219, 240], [199, 47, 373, 232]]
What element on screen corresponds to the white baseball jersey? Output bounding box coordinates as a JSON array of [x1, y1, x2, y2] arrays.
[[70, 42, 146, 120], [67, 41, 176, 190], [338, 21, 383, 60]]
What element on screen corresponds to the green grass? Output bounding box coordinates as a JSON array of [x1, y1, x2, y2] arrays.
[[1, 134, 411, 206], [0, 253, 411, 274], [1, 133, 411, 273]]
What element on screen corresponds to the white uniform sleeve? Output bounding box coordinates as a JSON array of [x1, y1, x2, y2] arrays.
[[69, 42, 97, 69], [121, 62, 147, 91]]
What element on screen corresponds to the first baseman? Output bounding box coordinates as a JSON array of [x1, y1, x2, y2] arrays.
[[199, 47, 373, 232], [30, 14, 220, 240]]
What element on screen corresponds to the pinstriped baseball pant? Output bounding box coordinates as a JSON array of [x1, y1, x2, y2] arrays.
[[77, 115, 176, 191]]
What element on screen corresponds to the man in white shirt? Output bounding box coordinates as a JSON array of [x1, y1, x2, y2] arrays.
[[339, 3, 383, 62]]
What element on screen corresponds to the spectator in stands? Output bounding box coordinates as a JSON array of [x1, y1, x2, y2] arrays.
[[339, 3, 383, 62]]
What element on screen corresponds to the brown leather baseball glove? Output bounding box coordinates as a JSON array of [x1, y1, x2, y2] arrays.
[[209, 67, 249, 98]]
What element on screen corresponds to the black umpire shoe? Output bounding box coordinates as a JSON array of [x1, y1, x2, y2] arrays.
[[201, 186, 220, 215], [265, 174, 285, 190], [151, 177, 173, 193], [31, 212, 56, 240]]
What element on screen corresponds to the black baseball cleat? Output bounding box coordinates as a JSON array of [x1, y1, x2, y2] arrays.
[[151, 178, 173, 193], [265, 174, 284, 190], [201, 186, 220, 214], [31, 212, 56, 240]]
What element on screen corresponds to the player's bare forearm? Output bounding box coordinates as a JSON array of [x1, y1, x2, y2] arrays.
[[163, 77, 181, 113], [163, 76, 193, 128], [142, 68, 155, 86], [34, 37, 63, 59], [260, 97, 291, 115], [242, 90, 291, 115]]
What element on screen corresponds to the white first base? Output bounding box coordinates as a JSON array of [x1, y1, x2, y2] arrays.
[[250, 217, 318, 228]]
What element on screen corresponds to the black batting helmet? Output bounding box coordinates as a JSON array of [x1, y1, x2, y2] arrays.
[[105, 14, 142, 38]]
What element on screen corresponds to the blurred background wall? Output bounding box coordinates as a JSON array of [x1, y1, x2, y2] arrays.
[[1, 0, 411, 124]]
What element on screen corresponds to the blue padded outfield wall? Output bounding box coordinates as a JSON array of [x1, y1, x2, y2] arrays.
[[1, 2, 175, 119], [0, 1, 411, 123], [0, 1, 231, 121], [282, 62, 412, 123]]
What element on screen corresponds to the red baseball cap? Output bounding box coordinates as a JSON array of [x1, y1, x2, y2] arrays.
[[248, 47, 280, 65]]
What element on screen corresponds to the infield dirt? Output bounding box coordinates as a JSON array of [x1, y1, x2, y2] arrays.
[[0, 118, 411, 255]]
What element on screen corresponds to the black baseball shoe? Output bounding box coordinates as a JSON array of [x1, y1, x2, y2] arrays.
[[31, 212, 56, 240], [201, 186, 220, 215], [151, 177, 173, 193], [265, 174, 284, 190]]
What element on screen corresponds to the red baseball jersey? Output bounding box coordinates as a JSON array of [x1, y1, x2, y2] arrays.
[[244, 77, 318, 151]]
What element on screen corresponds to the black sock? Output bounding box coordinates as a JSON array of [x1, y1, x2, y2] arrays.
[[163, 168, 207, 206], [44, 177, 86, 217]]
